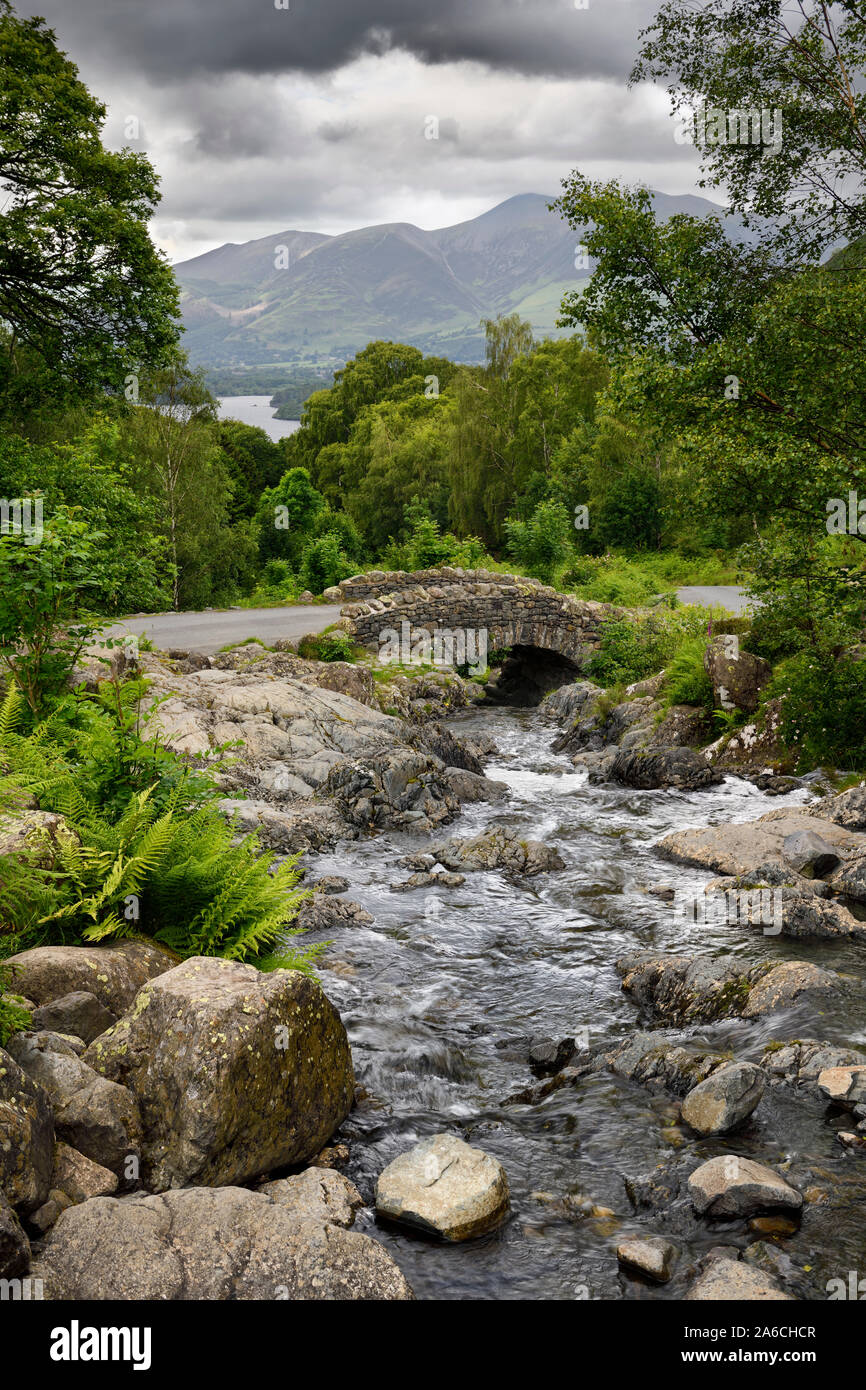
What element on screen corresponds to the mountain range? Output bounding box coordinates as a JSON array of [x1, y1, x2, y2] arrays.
[[174, 191, 738, 370]]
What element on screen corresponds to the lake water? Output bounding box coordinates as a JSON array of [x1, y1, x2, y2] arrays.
[[217, 395, 301, 442]]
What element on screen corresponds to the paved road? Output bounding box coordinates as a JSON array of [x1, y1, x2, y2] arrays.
[[100, 605, 344, 656], [675, 584, 752, 614]]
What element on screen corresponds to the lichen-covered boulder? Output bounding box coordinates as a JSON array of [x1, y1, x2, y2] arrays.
[[704, 639, 772, 714], [0, 1046, 54, 1213], [32, 1183, 413, 1300], [685, 1257, 794, 1301], [84, 957, 354, 1191], [3, 941, 175, 1017]]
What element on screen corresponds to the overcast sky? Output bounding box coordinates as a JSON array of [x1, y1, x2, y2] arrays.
[[23, 0, 705, 263]]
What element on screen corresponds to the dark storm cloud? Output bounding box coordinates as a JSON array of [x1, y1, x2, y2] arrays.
[[23, 0, 660, 83]]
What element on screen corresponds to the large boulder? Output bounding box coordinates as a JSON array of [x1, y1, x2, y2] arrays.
[[606, 746, 722, 791], [704, 638, 772, 714], [3, 941, 175, 1017], [681, 1063, 765, 1136], [376, 1133, 509, 1241], [616, 952, 840, 1024], [83, 957, 354, 1191], [32, 1182, 413, 1300], [7, 1032, 141, 1176], [656, 809, 865, 877], [0, 1045, 54, 1213], [688, 1156, 803, 1218], [325, 748, 460, 831]]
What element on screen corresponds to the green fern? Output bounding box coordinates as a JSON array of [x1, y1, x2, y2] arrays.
[[0, 694, 318, 972]]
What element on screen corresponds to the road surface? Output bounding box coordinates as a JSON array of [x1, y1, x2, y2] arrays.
[[100, 605, 344, 656], [675, 584, 751, 614]]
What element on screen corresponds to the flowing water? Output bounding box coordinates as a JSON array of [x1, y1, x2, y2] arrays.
[[304, 706, 866, 1300]]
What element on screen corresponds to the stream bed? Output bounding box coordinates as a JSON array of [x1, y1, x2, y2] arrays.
[[304, 706, 866, 1300]]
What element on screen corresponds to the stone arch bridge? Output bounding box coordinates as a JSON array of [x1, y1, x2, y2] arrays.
[[335, 568, 624, 703]]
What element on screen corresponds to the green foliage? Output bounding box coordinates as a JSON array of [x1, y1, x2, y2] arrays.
[[0, 509, 103, 715], [586, 610, 715, 687], [299, 532, 357, 594], [631, 1, 866, 265], [0, 962, 31, 1045], [505, 499, 574, 583], [662, 637, 714, 710], [0, 679, 318, 969], [0, 0, 179, 388], [771, 651, 866, 772], [297, 630, 358, 663]]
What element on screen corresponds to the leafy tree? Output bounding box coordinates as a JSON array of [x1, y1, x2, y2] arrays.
[[632, 0, 866, 264], [217, 421, 285, 518], [0, 0, 179, 389], [257, 466, 326, 565]]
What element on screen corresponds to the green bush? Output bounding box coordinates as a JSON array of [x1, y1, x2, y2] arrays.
[[504, 499, 574, 584], [299, 532, 356, 594], [298, 630, 358, 663], [0, 509, 104, 716], [586, 610, 717, 688], [771, 651, 866, 770]]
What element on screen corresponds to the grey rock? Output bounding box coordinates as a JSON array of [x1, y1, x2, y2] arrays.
[[617, 1235, 678, 1283], [681, 1064, 765, 1135], [704, 639, 771, 714], [412, 828, 565, 877], [685, 1257, 795, 1301], [376, 1133, 509, 1241], [3, 942, 175, 1017], [33, 1185, 413, 1300], [51, 1141, 118, 1203], [0, 1045, 54, 1213], [7, 1032, 141, 1176], [31, 991, 117, 1044], [781, 829, 842, 878], [296, 894, 373, 931], [0, 1191, 30, 1278], [608, 746, 722, 791], [688, 1156, 803, 1218]]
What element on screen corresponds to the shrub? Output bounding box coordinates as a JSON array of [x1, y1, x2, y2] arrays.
[[299, 532, 356, 593], [0, 509, 104, 716], [771, 650, 866, 770], [504, 499, 574, 584], [298, 630, 358, 663]]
